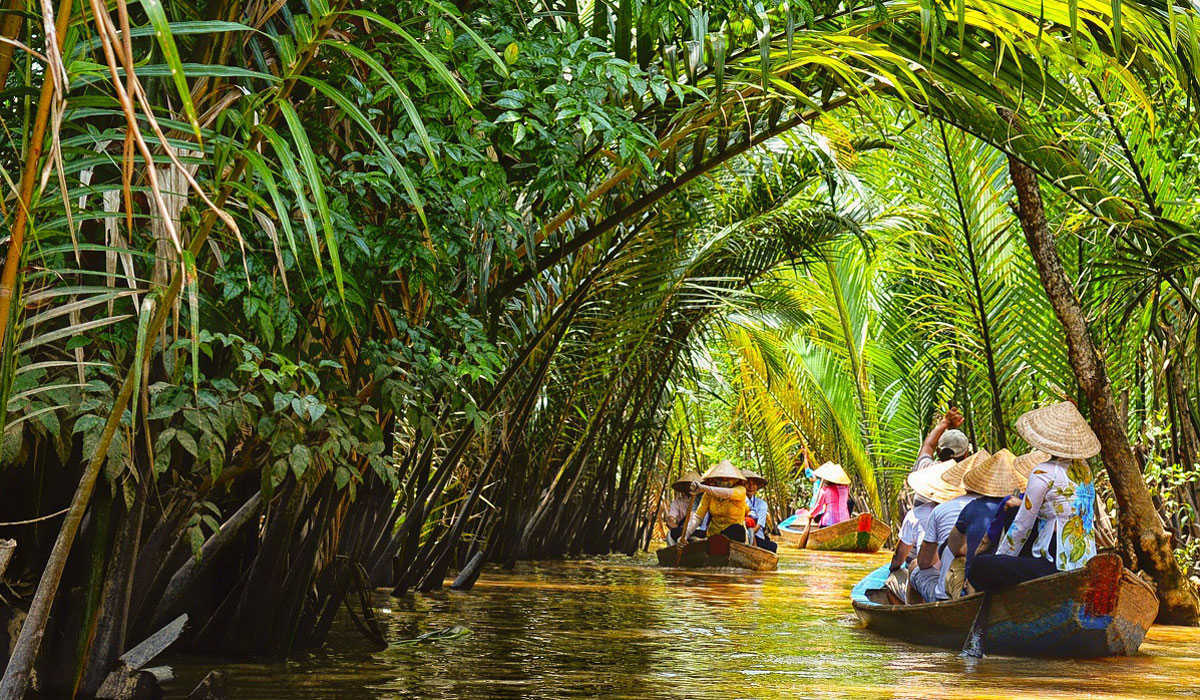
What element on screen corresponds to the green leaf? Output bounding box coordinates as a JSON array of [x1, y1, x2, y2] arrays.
[[258, 123, 323, 275], [297, 75, 426, 228], [322, 39, 438, 166], [341, 10, 472, 105], [289, 444, 312, 478], [334, 465, 352, 490], [139, 0, 204, 143], [175, 430, 199, 458], [278, 100, 344, 298], [245, 150, 300, 264]]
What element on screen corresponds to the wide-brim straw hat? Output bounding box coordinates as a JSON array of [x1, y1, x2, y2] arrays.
[[813, 461, 851, 485], [740, 468, 768, 486], [672, 470, 702, 490], [1013, 450, 1050, 487], [1015, 401, 1101, 459], [962, 448, 1021, 497], [906, 460, 965, 503], [700, 460, 747, 485]]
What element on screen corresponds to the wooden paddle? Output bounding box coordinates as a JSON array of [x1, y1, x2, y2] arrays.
[[960, 591, 992, 658], [797, 513, 815, 549]]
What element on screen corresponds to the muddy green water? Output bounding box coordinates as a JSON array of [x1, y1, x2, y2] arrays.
[[167, 548, 1200, 698]]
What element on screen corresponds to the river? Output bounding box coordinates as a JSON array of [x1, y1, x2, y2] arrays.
[[167, 547, 1200, 698]]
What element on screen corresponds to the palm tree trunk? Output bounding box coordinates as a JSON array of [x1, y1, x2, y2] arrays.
[[1005, 139, 1200, 625]]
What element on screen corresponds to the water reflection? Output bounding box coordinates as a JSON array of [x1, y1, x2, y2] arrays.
[[166, 548, 1200, 698]]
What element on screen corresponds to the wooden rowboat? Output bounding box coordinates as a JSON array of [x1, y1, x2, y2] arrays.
[[778, 513, 890, 553], [655, 534, 778, 571], [850, 553, 1158, 657]]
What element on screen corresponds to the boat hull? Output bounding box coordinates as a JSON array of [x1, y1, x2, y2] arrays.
[[851, 553, 1158, 657], [779, 513, 890, 553], [655, 535, 778, 571]]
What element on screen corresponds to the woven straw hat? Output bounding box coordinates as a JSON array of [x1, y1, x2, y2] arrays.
[[1015, 401, 1101, 459], [937, 429, 971, 459], [740, 468, 768, 486], [962, 448, 1021, 497], [672, 470, 702, 490], [1013, 450, 1050, 487], [700, 460, 747, 485], [813, 461, 851, 485], [937, 448, 991, 491], [906, 460, 966, 503]]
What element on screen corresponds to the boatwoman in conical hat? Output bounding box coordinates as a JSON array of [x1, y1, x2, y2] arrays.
[[664, 470, 701, 544], [810, 462, 852, 527], [968, 402, 1100, 593], [681, 460, 751, 544]]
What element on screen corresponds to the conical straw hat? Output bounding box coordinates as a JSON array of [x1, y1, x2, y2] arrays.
[[1015, 401, 1101, 459], [962, 448, 1021, 497], [1013, 450, 1050, 487], [937, 448, 990, 491], [700, 459, 746, 484], [907, 460, 966, 503], [740, 468, 768, 486], [672, 470, 702, 490], [813, 461, 851, 485]]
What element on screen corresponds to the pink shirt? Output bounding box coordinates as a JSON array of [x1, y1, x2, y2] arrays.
[[813, 483, 850, 527]]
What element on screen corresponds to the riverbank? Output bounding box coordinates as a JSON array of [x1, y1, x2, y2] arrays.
[[161, 548, 1200, 698]]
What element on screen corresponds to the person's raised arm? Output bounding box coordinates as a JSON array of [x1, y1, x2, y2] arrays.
[[919, 408, 964, 461], [997, 470, 1049, 557]]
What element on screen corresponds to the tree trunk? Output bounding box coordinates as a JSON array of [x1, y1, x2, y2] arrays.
[[1005, 138, 1200, 625]]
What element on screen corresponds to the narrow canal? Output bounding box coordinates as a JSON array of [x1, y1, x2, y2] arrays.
[[167, 548, 1200, 698]]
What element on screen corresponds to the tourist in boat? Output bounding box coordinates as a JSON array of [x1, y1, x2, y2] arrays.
[[682, 460, 750, 544], [971, 449, 1048, 560], [942, 449, 1023, 598], [908, 450, 990, 603], [886, 459, 963, 601], [914, 407, 971, 472], [969, 402, 1100, 592], [741, 469, 778, 552], [809, 462, 852, 527], [664, 470, 701, 545]]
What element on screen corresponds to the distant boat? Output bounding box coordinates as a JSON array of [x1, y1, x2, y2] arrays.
[[850, 552, 1158, 657], [655, 534, 778, 571], [778, 513, 890, 553]]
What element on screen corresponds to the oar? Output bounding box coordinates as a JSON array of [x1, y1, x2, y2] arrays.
[[797, 513, 815, 549], [960, 591, 992, 658]]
